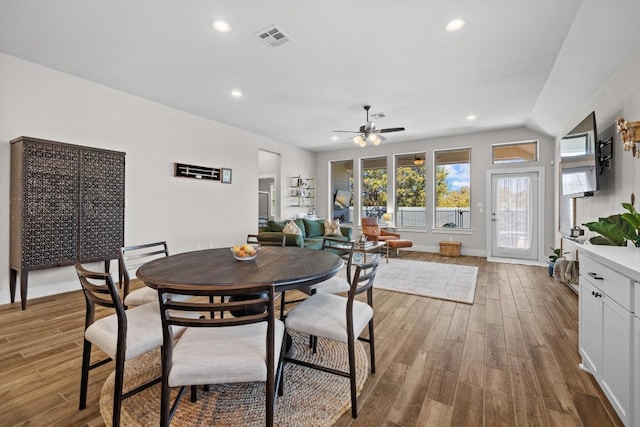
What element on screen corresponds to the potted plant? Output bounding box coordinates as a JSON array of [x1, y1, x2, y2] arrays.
[[583, 193, 640, 247], [548, 247, 568, 277]]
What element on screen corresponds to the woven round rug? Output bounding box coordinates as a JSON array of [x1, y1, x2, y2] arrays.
[[100, 332, 368, 426]]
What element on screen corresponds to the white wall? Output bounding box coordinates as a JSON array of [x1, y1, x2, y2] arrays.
[[315, 127, 556, 257], [556, 49, 640, 243], [0, 53, 315, 305]]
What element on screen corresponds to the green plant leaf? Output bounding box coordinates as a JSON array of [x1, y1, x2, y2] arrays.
[[621, 212, 640, 230], [583, 214, 628, 246], [589, 235, 617, 245]]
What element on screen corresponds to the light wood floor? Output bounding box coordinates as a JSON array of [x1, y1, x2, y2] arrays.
[[0, 252, 622, 426]]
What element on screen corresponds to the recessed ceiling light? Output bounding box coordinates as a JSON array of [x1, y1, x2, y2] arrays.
[[230, 90, 243, 98], [445, 19, 466, 32], [331, 136, 339, 141], [466, 114, 477, 121], [212, 20, 232, 33]]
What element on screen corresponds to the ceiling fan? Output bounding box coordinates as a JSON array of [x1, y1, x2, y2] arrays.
[[333, 105, 405, 147]]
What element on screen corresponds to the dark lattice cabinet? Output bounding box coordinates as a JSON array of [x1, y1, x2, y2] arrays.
[[10, 136, 125, 309]]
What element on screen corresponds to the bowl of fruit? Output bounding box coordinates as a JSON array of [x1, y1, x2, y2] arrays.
[[231, 243, 258, 261]]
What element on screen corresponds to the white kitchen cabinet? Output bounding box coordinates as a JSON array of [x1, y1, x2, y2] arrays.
[[578, 251, 634, 426], [579, 279, 602, 374]]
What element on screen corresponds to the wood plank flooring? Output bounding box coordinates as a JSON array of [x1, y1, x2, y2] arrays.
[[0, 252, 622, 426]]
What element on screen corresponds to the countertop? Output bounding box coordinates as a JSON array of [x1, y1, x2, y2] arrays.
[[577, 244, 640, 282]]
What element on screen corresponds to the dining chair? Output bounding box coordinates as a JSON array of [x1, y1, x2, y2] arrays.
[[76, 264, 185, 427], [119, 241, 169, 306], [247, 233, 286, 247], [156, 281, 286, 427], [304, 237, 354, 295], [284, 256, 379, 418], [119, 241, 191, 307]]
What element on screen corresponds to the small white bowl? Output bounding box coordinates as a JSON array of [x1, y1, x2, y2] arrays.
[[230, 248, 257, 261]]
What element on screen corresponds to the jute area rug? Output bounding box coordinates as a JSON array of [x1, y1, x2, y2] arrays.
[[100, 332, 368, 426], [374, 258, 479, 304]]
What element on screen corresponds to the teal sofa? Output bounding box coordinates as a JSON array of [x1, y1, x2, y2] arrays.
[[258, 218, 353, 249]]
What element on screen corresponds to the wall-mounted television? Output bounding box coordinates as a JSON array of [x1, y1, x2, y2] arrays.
[[560, 111, 600, 198]]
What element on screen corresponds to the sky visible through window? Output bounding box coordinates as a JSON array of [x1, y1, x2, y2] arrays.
[[443, 163, 470, 190]]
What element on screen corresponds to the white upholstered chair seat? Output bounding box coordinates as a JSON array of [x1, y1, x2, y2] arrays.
[[168, 320, 285, 387], [123, 279, 192, 307], [305, 276, 350, 295], [123, 286, 158, 306], [285, 293, 373, 343], [85, 302, 193, 360]]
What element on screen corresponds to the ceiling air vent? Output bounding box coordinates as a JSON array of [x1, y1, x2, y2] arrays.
[[254, 25, 291, 48]]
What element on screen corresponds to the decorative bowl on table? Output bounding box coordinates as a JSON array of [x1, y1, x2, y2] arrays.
[[230, 244, 257, 261]]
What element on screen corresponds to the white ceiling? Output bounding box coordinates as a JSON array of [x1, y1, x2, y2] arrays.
[[1, 1, 639, 152]]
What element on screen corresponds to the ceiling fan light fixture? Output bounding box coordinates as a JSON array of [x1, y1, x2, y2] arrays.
[[354, 135, 366, 147], [366, 132, 377, 142], [372, 136, 382, 146]]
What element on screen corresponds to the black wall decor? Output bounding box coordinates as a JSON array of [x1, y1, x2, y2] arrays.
[[174, 162, 220, 180]]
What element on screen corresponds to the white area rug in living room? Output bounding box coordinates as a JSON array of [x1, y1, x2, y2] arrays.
[[374, 259, 478, 304]]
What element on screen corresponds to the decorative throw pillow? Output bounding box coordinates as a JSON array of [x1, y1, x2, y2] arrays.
[[283, 220, 302, 235], [324, 219, 343, 236]]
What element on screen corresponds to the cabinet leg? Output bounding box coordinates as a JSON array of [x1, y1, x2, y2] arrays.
[[10, 269, 17, 304], [20, 271, 28, 310]]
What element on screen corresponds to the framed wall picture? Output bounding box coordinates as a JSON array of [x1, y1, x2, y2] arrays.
[[221, 168, 232, 184]]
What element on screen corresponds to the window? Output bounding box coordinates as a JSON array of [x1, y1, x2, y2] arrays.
[[493, 140, 538, 163], [361, 157, 387, 220], [330, 160, 353, 224], [394, 153, 426, 227], [434, 148, 470, 229]]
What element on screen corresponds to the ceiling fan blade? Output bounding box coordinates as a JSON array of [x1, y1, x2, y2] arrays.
[[333, 130, 360, 133], [378, 127, 405, 133]]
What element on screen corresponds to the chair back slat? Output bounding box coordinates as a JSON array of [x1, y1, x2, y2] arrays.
[[350, 257, 379, 297], [119, 241, 169, 297], [249, 233, 286, 247], [157, 283, 274, 328], [75, 263, 126, 327]]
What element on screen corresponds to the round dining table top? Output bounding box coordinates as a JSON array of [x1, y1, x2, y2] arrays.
[[136, 246, 343, 292]]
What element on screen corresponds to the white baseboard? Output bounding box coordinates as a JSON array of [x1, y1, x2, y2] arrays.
[[0, 279, 80, 306]]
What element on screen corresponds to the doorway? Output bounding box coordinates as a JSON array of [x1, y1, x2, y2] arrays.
[[487, 167, 544, 261], [258, 150, 281, 225]]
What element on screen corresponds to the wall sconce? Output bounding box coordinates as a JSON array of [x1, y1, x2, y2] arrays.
[[382, 212, 392, 226], [616, 117, 640, 158]]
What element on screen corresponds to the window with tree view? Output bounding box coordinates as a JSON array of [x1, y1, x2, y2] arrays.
[[395, 153, 426, 227], [361, 157, 387, 220], [435, 148, 471, 229]]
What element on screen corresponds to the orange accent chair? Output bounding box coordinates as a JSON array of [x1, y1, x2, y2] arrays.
[[361, 217, 400, 242]]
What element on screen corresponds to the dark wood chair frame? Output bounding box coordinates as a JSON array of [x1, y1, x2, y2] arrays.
[[76, 264, 161, 427], [307, 237, 355, 351], [156, 282, 286, 427], [284, 256, 378, 418], [118, 241, 169, 302]]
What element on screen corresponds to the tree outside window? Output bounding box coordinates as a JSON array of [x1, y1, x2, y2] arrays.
[[395, 153, 426, 227], [361, 157, 387, 219], [435, 149, 471, 228]]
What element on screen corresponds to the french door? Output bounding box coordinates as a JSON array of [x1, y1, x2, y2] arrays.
[[488, 169, 542, 260]]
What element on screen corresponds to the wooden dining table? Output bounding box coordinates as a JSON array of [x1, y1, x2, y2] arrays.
[[136, 246, 343, 292]]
